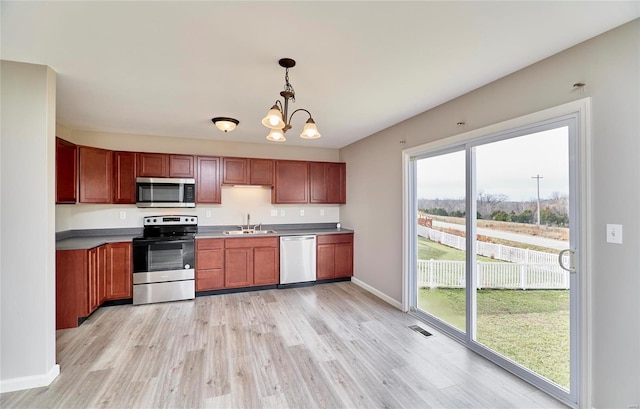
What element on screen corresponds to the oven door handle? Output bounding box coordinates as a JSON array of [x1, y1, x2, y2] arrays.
[[133, 238, 193, 245]]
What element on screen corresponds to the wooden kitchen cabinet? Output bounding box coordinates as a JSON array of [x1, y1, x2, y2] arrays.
[[136, 152, 168, 177], [56, 137, 77, 204], [56, 249, 87, 329], [222, 157, 248, 185], [79, 146, 113, 203], [87, 246, 107, 314], [169, 154, 194, 178], [113, 151, 137, 204], [56, 241, 133, 329], [310, 162, 346, 204], [273, 160, 309, 204], [222, 157, 274, 185], [196, 156, 221, 204], [105, 242, 132, 300], [317, 233, 353, 279], [196, 238, 225, 291], [224, 237, 279, 288]]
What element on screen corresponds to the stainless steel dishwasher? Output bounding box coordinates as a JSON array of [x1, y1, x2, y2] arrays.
[[279, 235, 317, 287]]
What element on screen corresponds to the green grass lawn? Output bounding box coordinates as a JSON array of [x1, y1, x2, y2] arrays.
[[417, 236, 570, 389]]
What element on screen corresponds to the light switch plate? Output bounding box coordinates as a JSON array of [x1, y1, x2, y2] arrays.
[[270, 209, 278, 217], [300, 209, 305, 217], [280, 209, 285, 217], [606, 224, 623, 244], [205, 210, 212, 218]]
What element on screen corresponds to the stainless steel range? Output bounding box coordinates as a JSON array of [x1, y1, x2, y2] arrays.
[[132, 215, 197, 305]]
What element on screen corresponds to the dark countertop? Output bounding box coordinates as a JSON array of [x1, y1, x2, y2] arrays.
[[56, 224, 353, 250]]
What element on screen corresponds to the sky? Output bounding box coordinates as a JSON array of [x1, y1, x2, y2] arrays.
[[416, 127, 569, 202]]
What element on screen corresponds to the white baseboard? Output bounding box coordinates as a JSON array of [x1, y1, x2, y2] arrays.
[[351, 277, 403, 310], [0, 364, 60, 393]]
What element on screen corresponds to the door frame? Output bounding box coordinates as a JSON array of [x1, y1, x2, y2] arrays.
[[401, 98, 592, 408]]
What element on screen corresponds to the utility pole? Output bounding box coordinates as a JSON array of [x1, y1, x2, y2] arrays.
[[531, 174, 543, 225]]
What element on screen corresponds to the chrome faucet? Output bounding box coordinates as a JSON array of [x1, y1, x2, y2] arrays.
[[246, 213, 251, 230]]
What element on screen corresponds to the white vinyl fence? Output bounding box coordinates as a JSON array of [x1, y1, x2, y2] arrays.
[[417, 226, 570, 290]]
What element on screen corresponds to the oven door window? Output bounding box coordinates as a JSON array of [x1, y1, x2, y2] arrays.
[[147, 241, 188, 272]]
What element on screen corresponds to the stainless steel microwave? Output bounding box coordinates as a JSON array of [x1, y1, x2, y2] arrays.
[[136, 177, 196, 208]]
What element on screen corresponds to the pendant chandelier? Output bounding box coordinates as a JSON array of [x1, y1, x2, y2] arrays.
[[262, 58, 321, 142]]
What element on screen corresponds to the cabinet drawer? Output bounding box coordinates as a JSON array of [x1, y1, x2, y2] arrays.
[[196, 269, 224, 291], [197, 238, 224, 250], [224, 237, 279, 249], [317, 233, 353, 245]]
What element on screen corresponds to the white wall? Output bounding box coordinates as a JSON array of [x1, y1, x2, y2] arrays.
[[1, 61, 59, 392], [340, 20, 639, 408], [55, 128, 341, 231]]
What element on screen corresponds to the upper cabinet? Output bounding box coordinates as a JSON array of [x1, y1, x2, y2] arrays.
[[169, 155, 194, 178], [56, 138, 78, 204], [222, 157, 274, 186], [310, 162, 346, 204], [196, 156, 221, 204], [79, 146, 113, 203], [113, 151, 136, 204], [136, 153, 167, 177], [273, 160, 309, 204], [136, 153, 194, 178]]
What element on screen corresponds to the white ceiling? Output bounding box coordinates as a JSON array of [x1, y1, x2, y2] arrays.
[[2, 2, 638, 149]]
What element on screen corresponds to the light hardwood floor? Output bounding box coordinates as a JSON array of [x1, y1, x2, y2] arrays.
[[1, 282, 567, 408]]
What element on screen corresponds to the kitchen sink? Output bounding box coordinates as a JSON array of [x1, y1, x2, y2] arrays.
[[223, 229, 277, 235]]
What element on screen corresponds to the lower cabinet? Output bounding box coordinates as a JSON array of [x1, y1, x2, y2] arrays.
[[196, 238, 225, 291], [317, 233, 354, 279], [225, 237, 279, 288], [56, 242, 132, 329]]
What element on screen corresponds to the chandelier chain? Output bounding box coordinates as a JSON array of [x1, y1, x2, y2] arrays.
[[284, 68, 295, 103]]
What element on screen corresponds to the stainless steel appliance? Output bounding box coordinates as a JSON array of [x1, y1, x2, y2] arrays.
[[132, 215, 197, 305], [279, 235, 317, 287], [136, 177, 196, 208]]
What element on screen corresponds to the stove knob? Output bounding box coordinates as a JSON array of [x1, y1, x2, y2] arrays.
[[184, 264, 191, 269], [153, 218, 157, 223]]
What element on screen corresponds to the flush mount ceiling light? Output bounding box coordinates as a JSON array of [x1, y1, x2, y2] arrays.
[[211, 117, 239, 133], [262, 58, 321, 142]]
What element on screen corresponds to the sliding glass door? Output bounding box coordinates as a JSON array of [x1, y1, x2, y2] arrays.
[[408, 114, 579, 405]]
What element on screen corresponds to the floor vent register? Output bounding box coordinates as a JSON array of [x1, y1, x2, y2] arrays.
[[409, 325, 433, 338]]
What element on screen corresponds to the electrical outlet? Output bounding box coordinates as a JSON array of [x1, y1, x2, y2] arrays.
[[270, 209, 278, 217], [606, 224, 623, 244], [300, 209, 305, 217], [119, 211, 126, 220], [320, 209, 325, 216]]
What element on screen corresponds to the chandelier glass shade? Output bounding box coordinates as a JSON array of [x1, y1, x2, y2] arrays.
[[262, 58, 321, 142]]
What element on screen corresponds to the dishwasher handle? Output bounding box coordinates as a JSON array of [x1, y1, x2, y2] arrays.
[[280, 235, 316, 241]]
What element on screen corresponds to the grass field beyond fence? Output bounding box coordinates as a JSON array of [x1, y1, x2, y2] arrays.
[[417, 237, 570, 389]]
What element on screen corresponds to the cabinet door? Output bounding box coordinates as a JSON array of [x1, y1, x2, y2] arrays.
[[97, 245, 108, 305], [310, 162, 346, 204], [56, 138, 77, 204], [316, 244, 336, 280], [169, 155, 194, 178], [273, 160, 309, 204], [137, 153, 168, 177], [56, 249, 88, 329], [79, 146, 113, 203], [224, 248, 253, 288], [196, 239, 225, 291], [105, 242, 132, 300], [326, 162, 346, 204], [196, 156, 221, 204], [222, 157, 248, 185], [334, 242, 353, 278], [249, 159, 274, 186], [87, 247, 99, 314], [253, 246, 279, 285], [113, 151, 137, 204]]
